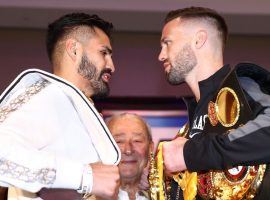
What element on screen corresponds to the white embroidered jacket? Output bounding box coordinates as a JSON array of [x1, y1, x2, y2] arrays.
[[0, 69, 121, 199]]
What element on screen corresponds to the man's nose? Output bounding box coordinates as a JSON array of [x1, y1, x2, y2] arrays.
[[123, 142, 133, 155], [106, 57, 115, 73], [158, 48, 166, 62]]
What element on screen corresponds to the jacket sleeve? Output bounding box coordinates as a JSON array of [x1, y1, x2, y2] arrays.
[[184, 77, 270, 171], [0, 84, 84, 192]]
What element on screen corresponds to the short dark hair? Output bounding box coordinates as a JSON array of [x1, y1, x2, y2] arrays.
[[46, 13, 113, 62], [165, 7, 228, 49]]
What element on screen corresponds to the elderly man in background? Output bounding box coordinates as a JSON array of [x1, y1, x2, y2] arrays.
[[107, 113, 153, 200]]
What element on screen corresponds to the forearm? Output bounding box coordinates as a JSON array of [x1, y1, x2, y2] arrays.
[[184, 108, 270, 171], [184, 76, 270, 171]]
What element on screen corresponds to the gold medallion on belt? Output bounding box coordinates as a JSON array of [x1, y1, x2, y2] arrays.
[[197, 86, 266, 200]]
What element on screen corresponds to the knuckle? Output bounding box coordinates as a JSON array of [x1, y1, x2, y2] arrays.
[[107, 189, 115, 197]]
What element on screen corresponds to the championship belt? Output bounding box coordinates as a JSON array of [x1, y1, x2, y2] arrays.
[[149, 142, 170, 200], [149, 124, 197, 200], [197, 68, 266, 199], [149, 68, 267, 200]]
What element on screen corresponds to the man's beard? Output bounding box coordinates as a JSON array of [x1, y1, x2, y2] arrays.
[[78, 54, 111, 99], [166, 44, 197, 85]]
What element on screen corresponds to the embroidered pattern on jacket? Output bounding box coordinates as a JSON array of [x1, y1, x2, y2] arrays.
[[0, 80, 49, 122], [0, 79, 56, 185], [0, 158, 56, 185]]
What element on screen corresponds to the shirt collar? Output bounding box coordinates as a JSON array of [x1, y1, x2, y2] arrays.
[[198, 64, 231, 100]]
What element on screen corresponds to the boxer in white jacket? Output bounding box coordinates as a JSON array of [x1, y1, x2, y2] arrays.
[[0, 13, 121, 200]]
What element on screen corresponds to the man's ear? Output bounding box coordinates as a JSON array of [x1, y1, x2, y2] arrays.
[[195, 30, 207, 49], [65, 38, 79, 62]]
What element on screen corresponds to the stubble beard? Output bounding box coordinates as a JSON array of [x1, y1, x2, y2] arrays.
[[78, 54, 110, 99], [167, 44, 197, 85]]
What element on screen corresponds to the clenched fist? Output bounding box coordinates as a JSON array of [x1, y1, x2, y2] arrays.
[[162, 137, 188, 173], [90, 162, 120, 200]]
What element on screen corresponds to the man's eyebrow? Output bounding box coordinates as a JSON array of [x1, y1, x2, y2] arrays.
[[132, 132, 147, 138], [161, 37, 171, 44], [103, 46, 113, 54], [112, 132, 124, 137], [160, 37, 169, 45], [160, 38, 165, 44]]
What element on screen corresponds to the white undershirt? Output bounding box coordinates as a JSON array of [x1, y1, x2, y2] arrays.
[[118, 189, 149, 200]]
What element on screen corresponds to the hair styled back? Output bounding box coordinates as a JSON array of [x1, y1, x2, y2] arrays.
[[46, 13, 113, 63], [165, 7, 228, 50]]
